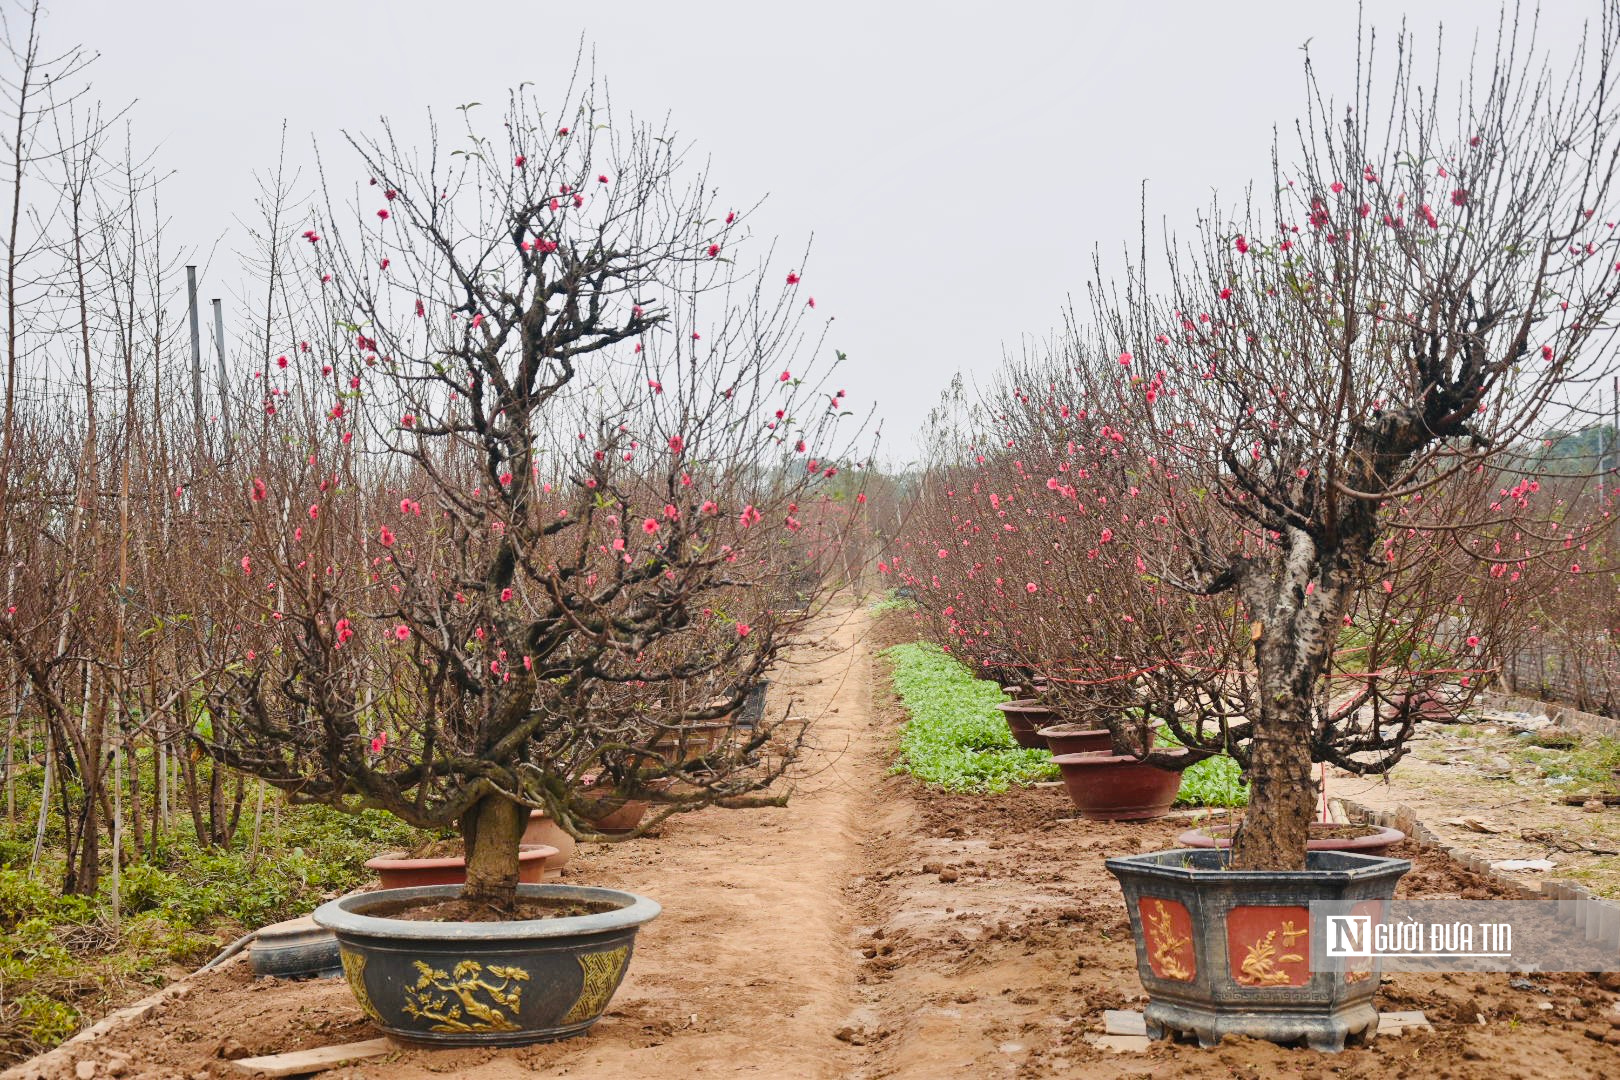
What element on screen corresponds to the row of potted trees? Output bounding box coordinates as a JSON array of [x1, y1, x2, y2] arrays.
[[888, 8, 1620, 1048]]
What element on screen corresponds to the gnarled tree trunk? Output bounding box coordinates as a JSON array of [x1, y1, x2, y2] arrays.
[[459, 792, 525, 910]]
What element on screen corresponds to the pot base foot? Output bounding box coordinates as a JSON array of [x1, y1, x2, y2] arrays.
[[1145, 1000, 1378, 1053]]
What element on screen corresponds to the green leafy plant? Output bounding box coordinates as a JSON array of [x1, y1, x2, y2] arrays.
[[884, 642, 1058, 793], [869, 590, 918, 616], [885, 643, 1249, 804]]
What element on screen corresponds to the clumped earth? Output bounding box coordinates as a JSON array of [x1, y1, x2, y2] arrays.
[[1325, 717, 1620, 901], [367, 896, 617, 923], [18, 606, 1620, 1079]]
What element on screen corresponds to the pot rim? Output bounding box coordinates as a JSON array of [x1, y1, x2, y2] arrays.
[[1105, 847, 1413, 882], [313, 882, 661, 941], [363, 844, 558, 873], [1051, 750, 1191, 767], [997, 701, 1060, 715], [1036, 724, 1109, 738], [1176, 822, 1406, 852]]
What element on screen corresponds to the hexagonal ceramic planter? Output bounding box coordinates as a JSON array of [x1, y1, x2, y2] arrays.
[[1104, 848, 1410, 1051], [313, 883, 660, 1046]]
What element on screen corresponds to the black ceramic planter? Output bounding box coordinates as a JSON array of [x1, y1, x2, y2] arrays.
[[1104, 849, 1410, 1052], [312, 883, 660, 1047]]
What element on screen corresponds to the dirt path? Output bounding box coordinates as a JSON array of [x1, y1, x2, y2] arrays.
[[21, 606, 1620, 1080], [509, 601, 880, 1079]]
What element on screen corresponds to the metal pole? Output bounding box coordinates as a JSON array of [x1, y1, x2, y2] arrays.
[[186, 266, 202, 450], [212, 298, 230, 453]]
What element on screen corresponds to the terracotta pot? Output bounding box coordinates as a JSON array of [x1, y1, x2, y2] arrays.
[[523, 811, 577, 877], [642, 719, 733, 766], [1176, 822, 1406, 858], [364, 844, 558, 890], [576, 789, 651, 834], [1051, 752, 1184, 820], [996, 700, 1059, 750], [1036, 724, 1113, 756], [1105, 849, 1411, 1050]]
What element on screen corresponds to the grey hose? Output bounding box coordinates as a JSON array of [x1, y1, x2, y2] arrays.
[[199, 929, 258, 972]]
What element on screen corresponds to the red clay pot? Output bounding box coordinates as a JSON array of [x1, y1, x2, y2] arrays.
[[364, 844, 558, 890], [1036, 724, 1113, 756], [522, 810, 576, 877], [1051, 752, 1184, 821], [642, 719, 734, 766], [1175, 821, 1406, 858], [996, 700, 1060, 750], [579, 796, 649, 833]]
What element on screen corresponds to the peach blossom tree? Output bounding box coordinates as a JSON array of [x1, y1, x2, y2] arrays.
[[191, 85, 865, 909]]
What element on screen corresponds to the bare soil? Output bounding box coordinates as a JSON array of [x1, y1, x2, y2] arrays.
[[1194, 822, 1391, 841], [367, 896, 616, 923], [1326, 720, 1620, 900], [401, 837, 463, 860], [20, 603, 1620, 1080]]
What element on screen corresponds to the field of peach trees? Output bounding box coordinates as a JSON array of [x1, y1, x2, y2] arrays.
[[3, 2, 1620, 1077]]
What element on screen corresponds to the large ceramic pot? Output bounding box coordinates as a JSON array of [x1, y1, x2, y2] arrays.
[[1051, 752, 1184, 820], [1105, 848, 1410, 1051], [523, 811, 577, 876], [314, 883, 660, 1046], [1177, 822, 1406, 859], [575, 776, 677, 834], [1036, 724, 1112, 756], [996, 700, 1059, 750], [365, 844, 558, 890]]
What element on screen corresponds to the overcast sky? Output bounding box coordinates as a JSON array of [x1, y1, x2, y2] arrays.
[[34, 0, 1611, 462]]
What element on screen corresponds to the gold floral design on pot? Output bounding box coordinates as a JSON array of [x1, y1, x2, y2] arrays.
[[401, 959, 530, 1033]]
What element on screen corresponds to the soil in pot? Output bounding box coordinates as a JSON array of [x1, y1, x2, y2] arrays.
[[1176, 821, 1406, 858], [1036, 723, 1112, 756], [996, 700, 1059, 750], [365, 844, 557, 890], [365, 895, 620, 922], [1051, 751, 1183, 820]]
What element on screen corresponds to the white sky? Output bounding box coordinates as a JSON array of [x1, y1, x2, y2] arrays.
[[37, 0, 1610, 463]]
